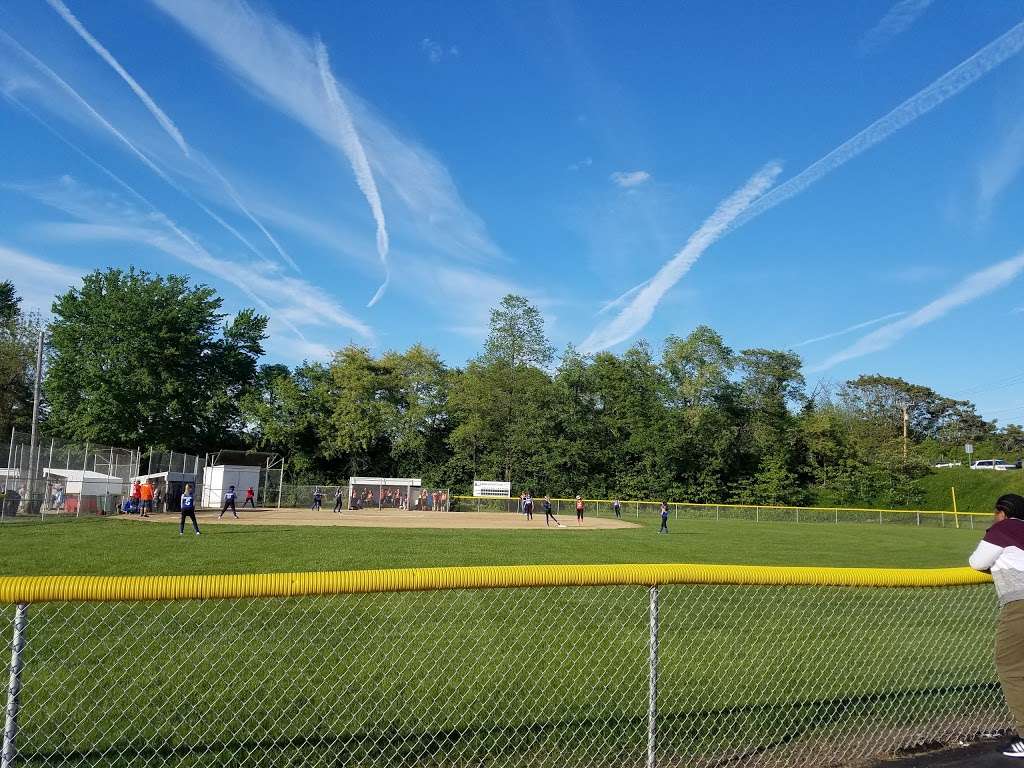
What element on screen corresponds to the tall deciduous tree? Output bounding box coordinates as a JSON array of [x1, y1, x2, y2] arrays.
[[45, 268, 267, 451], [0, 281, 44, 436], [479, 294, 554, 482]]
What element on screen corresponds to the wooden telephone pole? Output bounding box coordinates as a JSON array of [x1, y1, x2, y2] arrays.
[[901, 404, 909, 461]]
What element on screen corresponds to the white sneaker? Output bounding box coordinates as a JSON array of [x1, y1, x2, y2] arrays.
[[1003, 740, 1024, 757], [195, 531, 201, 536]]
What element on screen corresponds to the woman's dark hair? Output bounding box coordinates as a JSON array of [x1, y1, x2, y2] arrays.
[[996, 494, 1024, 519]]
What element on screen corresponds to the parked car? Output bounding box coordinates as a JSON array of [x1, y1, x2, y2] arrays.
[[970, 459, 1014, 471]]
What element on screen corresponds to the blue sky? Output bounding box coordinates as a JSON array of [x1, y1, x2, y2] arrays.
[[1, 0, 1023, 425]]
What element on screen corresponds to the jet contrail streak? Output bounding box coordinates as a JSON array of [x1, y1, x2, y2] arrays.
[[793, 311, 907, 348], [581, 162, 782, 353], [44, 0, 300, 272], [731, 20, 1024, 232], [315, 40, 390, 307]]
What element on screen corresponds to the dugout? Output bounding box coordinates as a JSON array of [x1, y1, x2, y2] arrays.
[[131, 471, 198, 512], [201, 450, 282, 509], [347, 477, 450, 511]]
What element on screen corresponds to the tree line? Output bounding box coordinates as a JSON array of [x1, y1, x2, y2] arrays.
[[2, 270, 1021, 506]]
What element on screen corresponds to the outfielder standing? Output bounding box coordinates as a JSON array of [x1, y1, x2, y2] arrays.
[[219, 484, 239, 519], [179, 483, 200, 535]]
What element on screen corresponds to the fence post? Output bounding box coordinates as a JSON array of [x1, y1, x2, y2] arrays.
[[916, 511, 920, 526], [2, 604, 29, 768], [647, 585, 659, 768], [755, 506, 759, 523], [878, 510, 882, 525], [636, 501, 639, 519], [795, 507, 799, 524], [2, 428, 13, 495], [835, 507, 838, 524], [716, 505, 719, 521]]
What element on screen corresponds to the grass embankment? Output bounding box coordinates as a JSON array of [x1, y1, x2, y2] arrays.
[[0, 516, 1003, 767], [915, 467, 1024, 512]]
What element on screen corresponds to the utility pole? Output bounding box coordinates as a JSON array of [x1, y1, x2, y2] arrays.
[[26, 330, 44, 512], [901, 404, 909, 461]]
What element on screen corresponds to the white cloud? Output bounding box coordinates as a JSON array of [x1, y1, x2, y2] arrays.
[[859, 0, 933, 55], [420, 38, 458, 64], [977, 114, 1024, 218], [0, 243, 82, 314], [568, 157, 593, 172], [19, 176, 374, 341], [812, 252, 1024, 371], [793, 311, 907, 348], [610, 170, 651, 188], [150, 0, 498, 266], [581, 162, 781, 353]]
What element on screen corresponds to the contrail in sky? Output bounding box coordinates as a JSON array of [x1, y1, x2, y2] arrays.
[[44, 0, 299, 272], [315, 40, 391, 307], [0, 27, 278, 266], [731, 20, 1024, 232], [581, 162, 782, 353], [593, 19, 1024, 349], [793, 311, 907, 348], [45, 0, 190, 156], [811, 252, 1024, 371]]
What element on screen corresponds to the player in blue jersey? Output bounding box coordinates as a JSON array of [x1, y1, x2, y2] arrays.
[[179, 483, 200, 535], [218, 484, 239, 519]]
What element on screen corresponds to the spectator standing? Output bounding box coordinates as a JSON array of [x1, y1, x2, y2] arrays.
[[970, 494, 1024, 758], [154, 487, 163, 513], [139, 480, 154, 518]]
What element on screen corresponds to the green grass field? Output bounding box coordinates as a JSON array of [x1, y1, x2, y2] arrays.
[[0, 514, 1007, 767], [0, 511, 990, 575]]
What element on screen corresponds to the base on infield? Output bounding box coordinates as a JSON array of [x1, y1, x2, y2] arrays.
[[128, 508, 640, 530]]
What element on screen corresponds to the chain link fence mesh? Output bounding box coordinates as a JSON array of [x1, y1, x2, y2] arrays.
[[1, 579, 1008, 767]]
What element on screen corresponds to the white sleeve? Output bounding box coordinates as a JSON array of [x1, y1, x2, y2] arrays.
[[969, 539, 1003, 572]]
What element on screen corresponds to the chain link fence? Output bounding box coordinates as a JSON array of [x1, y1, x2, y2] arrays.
[[1, 430, 140, 521], [0, 565, 1007, 767], [450, 496, 989, 528]]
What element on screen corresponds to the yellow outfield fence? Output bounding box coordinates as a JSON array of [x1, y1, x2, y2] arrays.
[[0, 564, 1008, 767], [451, 494, 992, 528]]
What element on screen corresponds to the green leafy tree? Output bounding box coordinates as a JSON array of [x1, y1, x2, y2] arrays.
[[0, 282, 45, 436], [478, 294, 554, 482], [45, 268, 267, 452]]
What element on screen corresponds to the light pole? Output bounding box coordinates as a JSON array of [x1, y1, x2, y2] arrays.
[[25, 330, 44, 514]]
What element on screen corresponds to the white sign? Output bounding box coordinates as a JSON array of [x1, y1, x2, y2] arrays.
[[473, 480, 512, 498], [965, 443, 974, 455]]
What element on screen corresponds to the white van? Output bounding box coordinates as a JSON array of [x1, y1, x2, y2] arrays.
[[970, 459, 1013, 471]]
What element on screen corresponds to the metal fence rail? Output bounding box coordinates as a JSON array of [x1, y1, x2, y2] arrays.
[[0, 564, 1007, 767]]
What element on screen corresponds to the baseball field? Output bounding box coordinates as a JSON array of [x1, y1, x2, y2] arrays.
[[0, 509, 1004, 767]]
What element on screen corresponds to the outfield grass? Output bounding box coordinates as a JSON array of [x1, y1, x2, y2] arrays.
[[1, 514, 1006, 767], [0, 512, 989, 575]]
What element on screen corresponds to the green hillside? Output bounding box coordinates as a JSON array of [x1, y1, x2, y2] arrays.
[[914, 467, 1024, 513]]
